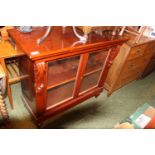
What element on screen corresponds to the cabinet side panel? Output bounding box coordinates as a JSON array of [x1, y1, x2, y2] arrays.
[[104, 44, 130, 92], [19, 56, 36, 114]]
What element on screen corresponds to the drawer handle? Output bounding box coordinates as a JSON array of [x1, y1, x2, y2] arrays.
[[128, 64, 134, 69], [136, 48, 141, 54]]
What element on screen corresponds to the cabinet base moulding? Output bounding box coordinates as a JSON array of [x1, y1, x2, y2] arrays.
[[22, 87, 103, 126]]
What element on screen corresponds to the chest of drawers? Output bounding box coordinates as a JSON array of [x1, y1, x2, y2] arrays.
[[141, 42, 155, 77], [104, 35, 155, 95], [8, 27, 127, 126]]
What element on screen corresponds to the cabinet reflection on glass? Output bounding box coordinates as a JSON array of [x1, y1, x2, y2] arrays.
[[47, 56, 80, 109], [47, 81, 75, 109], [47, 49, 109, 109], [80, 50, 109, 93], [84, 50, 108, 75], [47, 55, 80, 89]]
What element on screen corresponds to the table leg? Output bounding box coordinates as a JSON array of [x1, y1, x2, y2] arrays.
[[0, 91, 12, 128], [0, 58, 14, 109]]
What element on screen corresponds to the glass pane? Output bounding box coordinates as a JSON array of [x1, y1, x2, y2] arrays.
[[84, 49, 108, 76], [46, 81, 75, 109], [47, 55, 80, 88], [80, 71, 101, 93], [80, 50, 108, 93]]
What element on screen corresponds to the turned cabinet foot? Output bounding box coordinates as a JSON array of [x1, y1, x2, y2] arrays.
[[107, 92, 112, 97]]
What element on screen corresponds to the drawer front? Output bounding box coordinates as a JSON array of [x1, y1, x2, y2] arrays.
[[114, 54, 152, 90], [128, 44, 147, 60], [142, 60, 155, 78], [115, 69, 141, 90], [145, 42, 155, 55], [122, 54, 152, 75]]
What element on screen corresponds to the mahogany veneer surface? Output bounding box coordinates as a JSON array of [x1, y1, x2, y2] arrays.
[[8, 26, 127, 60], [8, 26, 128, 125]]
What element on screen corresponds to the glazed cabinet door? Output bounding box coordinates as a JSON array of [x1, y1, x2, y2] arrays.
[[79, 49, 109, 94], [46, 55, 80, 110], [46, 48, 111, 110]]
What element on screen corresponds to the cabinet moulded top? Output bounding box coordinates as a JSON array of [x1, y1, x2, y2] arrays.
[[8, 26, 128, 61]]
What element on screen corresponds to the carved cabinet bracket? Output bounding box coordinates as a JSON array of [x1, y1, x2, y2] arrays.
[[107, 46, 120, 67], [34, 62, 46, 94]]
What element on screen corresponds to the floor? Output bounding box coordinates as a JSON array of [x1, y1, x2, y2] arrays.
[[1, 71, 155, 129]]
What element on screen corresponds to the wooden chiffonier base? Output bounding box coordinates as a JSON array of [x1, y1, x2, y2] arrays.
[[8, 27, 127, 126]]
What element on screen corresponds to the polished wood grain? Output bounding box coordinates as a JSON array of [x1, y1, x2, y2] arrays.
[[19, 56, 36, 115], [98, 46, 121, 88], [0, 40, 24, 58], [34, 61, 47, 116], [8, 27, 127, 61], [9, 26, 127, 125], [73, 53, 89, 98], [141, 43, 155, 77]]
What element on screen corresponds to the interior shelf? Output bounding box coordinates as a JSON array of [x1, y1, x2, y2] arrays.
[[47, 67, 102, 90], [80, 70, 102, 93], [47, 50, 108, 90]]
